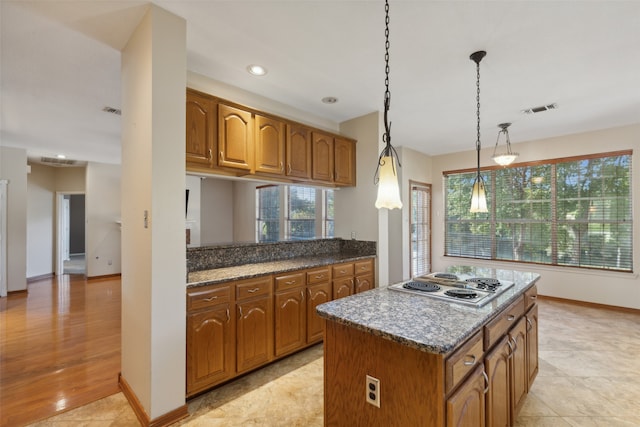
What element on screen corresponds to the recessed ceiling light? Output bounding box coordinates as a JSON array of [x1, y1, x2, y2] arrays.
[[321, 97, 338, 104], [247, 64, 267, 76]]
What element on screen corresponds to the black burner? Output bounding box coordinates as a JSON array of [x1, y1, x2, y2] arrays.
[[444, 289, 478, 299], [403, 281, 441, 292], [466, 277, 501, 290], [433, 273, 459, 280]]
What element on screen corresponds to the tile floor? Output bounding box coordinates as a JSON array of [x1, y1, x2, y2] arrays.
[[29, 298, 640, 426]]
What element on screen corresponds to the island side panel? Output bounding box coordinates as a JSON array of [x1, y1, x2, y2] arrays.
[[324, 320, 445, 426]]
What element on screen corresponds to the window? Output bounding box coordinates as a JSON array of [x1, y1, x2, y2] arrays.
[[256, 185, 334, 242], [410, 182, 431, 277], [444, 151, 633, 272]]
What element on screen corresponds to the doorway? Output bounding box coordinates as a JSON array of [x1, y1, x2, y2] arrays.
[[56, 192, 86, 276]]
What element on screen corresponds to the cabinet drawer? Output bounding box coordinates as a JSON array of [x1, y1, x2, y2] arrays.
[[354, 259, 374, 276], [445, 330, 484, 394], [306, 267, 331, 284], [525, 284, 538, 311], [236, 277, 272, 301], [187, 285, 231, 312], [484, 295, 525, 350], [275, 272, 305, 291], [332, 263, 354, 279]]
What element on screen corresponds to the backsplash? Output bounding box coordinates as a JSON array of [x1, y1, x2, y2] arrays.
[[187, 238, 376, 272]]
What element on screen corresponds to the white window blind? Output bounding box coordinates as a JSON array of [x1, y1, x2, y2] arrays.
[[410, 182, 432, 277]]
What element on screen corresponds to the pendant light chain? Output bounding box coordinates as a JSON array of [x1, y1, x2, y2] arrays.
[[476, 60, 481, 152], [384, 0, 390, 111]]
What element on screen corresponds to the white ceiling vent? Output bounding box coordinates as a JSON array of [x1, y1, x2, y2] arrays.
[[521, 103, 558, 114], [40, 156, 78, 166]]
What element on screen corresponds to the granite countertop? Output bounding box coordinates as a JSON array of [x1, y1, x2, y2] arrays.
[[316, 266, 540, 355], [187, 254, 376, 287]]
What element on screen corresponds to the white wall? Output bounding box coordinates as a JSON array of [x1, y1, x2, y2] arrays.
[[431, 124, 640, 309], [185, 175, 201, 247], [232, 180, 259, 242], [56, 167, 85, 192], [0, 147, 27, 292], [86, 162, 121, 277], [26, 163, 56, 278], [199, 177, 235, 244]]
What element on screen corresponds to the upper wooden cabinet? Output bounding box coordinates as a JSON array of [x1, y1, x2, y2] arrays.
[[312, 132, 334, 182], [334, 137, 356, 186], [218, 103, 254, 172], [255, 114, 285, 175], [186, 90, 216, 168], [286, 125, 312, 180]]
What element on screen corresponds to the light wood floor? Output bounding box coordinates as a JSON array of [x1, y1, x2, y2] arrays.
[[2, 276, 640, 426], [0, 275, 121, 427]]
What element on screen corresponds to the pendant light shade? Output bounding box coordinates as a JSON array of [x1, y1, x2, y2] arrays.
[[373, 0, 402, 210], [375, 156, 403, 209], [492, 122, 518, 166], [469, 50, 488, 213]]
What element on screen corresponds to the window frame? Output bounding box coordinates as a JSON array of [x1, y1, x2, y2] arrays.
[[443, 150, 633, 273], [409, 181, 432, 278]]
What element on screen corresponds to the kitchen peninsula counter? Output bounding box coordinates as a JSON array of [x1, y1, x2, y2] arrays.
[[317, 266, 540, 427]]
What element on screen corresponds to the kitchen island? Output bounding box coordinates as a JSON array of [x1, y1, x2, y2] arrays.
[[316, 266, 540, 427]]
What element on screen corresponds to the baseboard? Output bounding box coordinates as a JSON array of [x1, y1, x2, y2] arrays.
[[27, 273, 55, 283], [538, 294, 640, 314], [87, 273, 122, 281], [118, 373, 189, 427]]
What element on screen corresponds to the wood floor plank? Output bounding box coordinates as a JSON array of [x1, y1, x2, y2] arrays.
[[0, 275, 121, 427]]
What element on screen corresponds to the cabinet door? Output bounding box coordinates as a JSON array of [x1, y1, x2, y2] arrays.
[[255, 114, 285, 175], [286, 125, 311, 179], [447, 364, 486, 427], [186, 304, 234, 396], [509, 317, 527, 424], [334, 137, 356, 186], [218, 103, 254, 171], [485, 336, 510, 427], [307, 282, 331, 343], [355, 274, 373, 294], [311, 131, 334, 182], [236, 296, 273, 373], [332, 277, 354, 300], [274, 288, 306, 357], [526, 304, 539, 390], [186, 90, 215, 167]]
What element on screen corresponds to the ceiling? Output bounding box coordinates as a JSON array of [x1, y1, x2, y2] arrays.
[[2, 1, 640, 166]]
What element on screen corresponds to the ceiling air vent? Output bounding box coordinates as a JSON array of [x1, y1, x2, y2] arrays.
[[102, 106, 122, 115], [40, 156, 78, 166], [521, 103, 558, 115]]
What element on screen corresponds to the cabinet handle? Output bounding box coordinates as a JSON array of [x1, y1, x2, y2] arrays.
[[208, 148, 213, 160], [339, 270, 346, 274], [287, 164, 292, 174], [203, 296, 218, 302], [300, 290, 305, 301], [285, 280, 297, 285], [482, 370, 490, 394], [510, 336, 518, 352], [219, 151, 224, 161], [315, 274, 325, 280], [225, 308, 230, 322], [279, 161, 284, 172], [247, 287, 260, 293], [529, 294, 537, 300], [361, 266, 367, 270], [463, 355, 476, 366], [527, 318, 533, 331], [238, 306, 243, 318], [507, 314, 515, 321], [507, 338, 515, 359]]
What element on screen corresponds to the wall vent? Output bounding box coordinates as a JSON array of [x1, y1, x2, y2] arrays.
[[40, 156, 78, 166], [521, 103, 558, 114], [102, 106, 122, 115]]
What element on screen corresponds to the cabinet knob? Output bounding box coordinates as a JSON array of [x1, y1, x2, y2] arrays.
[[507, 314, 515, 321]]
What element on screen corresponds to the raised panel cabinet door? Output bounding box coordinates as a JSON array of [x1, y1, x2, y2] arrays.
[[311, 131, 334, 182], [446, 364, 486, 427], [334, 137, 356, 186], [274, 288, 306, 357], [332, 277, 354, 300], [526, 304, 539, 390], [355, 274, 373, 293], [286, 125, 312, 179], [218, 103, 254, 171], [255, 114, 285, 175], [485, 336, 511, 427], [307, 282, 331, 343], [236, 296, 273, 373], [509, 317, 528, 424], [186, 304, 234, 396], [186, 90, 215, 167]]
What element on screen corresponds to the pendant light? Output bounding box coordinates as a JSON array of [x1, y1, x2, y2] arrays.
[[469, 51, 488, 213], [374, 0, 402, 210], [492, 122, 518, 166]]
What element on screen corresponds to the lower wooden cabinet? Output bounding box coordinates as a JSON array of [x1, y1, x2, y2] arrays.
[[446, 364, 486, 427], [274, 287, 306, 357], [526, 304, 539, 389], [307, 282, 331, 343], [236, 294, 273, 373], [510, 317, 528, 423], [333, 276, 354, 299], [485, 336, 511, 427]]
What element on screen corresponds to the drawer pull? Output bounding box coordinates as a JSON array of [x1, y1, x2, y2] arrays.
[[463, 355, 476, 366], [529, 294, 537, 300], [285, 280, 297, 285], [482, 370, 490, 394], [339, 269, 346, 274], [507, 314, 516, 321], [247, 288, 260, 293], [225, 308, 230, 322], [314, 274, 325, 280], [361, 266, 367, 270], [203, 296, 218, 302]]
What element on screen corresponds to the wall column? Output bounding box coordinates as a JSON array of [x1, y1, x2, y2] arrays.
[[120, 5, 187, 424]]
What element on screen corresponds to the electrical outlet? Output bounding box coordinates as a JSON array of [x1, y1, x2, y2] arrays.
[[366, 375, 380, 407], [351, 231, 356, 240]]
